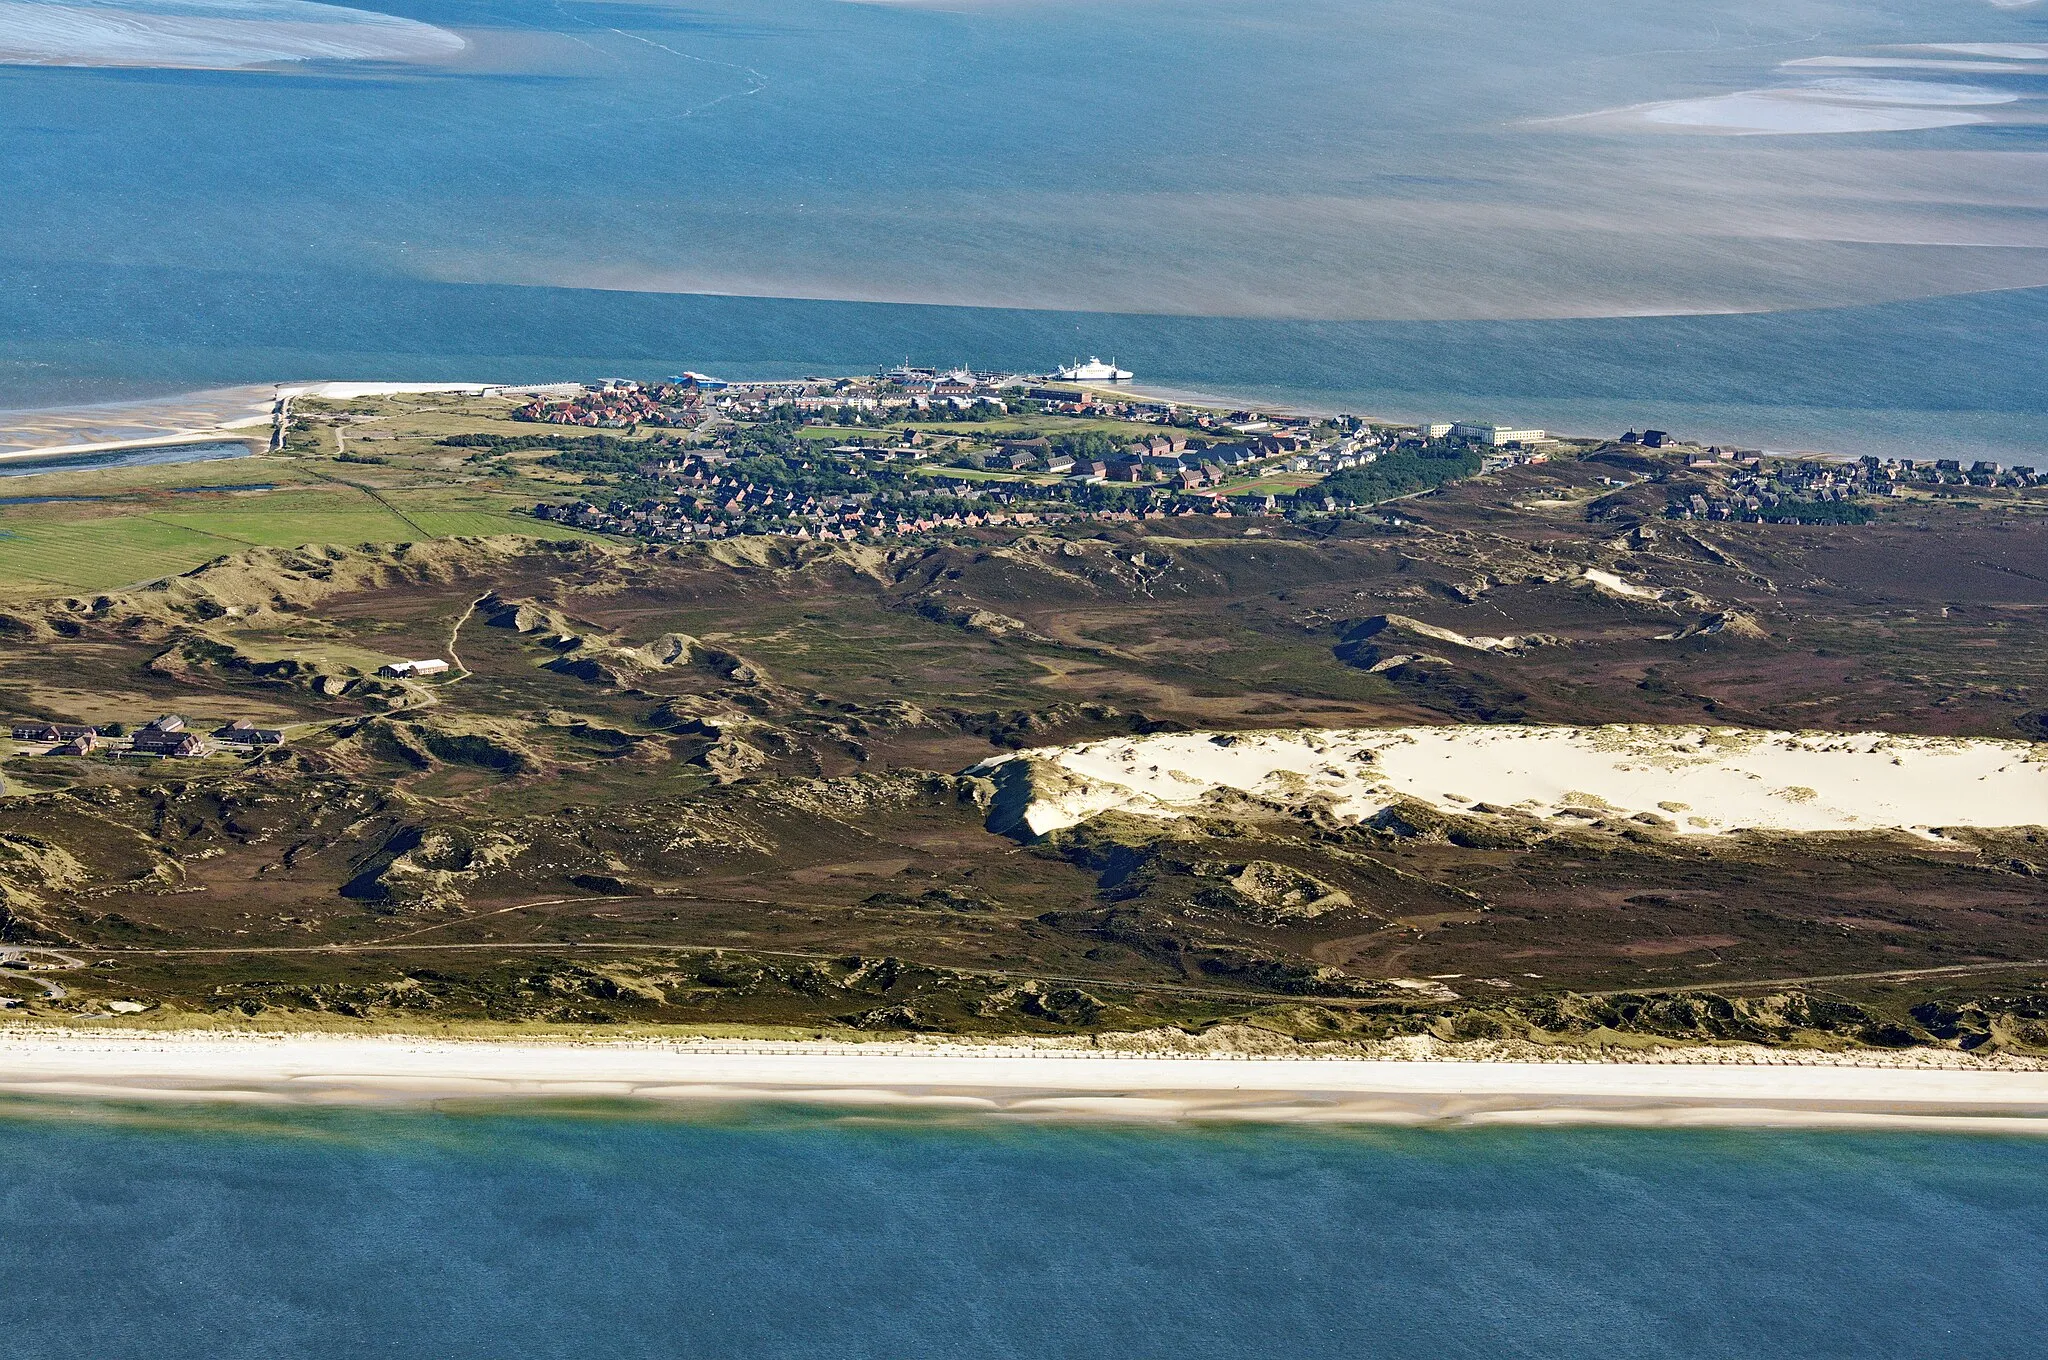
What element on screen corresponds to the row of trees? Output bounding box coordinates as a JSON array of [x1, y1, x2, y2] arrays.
[[1314, 444, 1479, 505]]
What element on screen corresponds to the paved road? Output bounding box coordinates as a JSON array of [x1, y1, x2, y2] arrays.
[[0, 947, 84, 1000]]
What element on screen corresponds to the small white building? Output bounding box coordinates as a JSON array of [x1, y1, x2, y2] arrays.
[[379, 659, 451, 679]]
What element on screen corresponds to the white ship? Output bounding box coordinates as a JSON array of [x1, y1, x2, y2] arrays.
[[1054, 357, 1133, 382], [881, 359, 938, 386]]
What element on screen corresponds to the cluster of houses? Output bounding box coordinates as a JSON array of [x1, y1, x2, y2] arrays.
[[9, 714, 283, 760], [533, 466, 1384, 544], [521, 367, 1264, 429], [513, 381, 705, 429], [1667, 451, 2043, 522], [1905, 457, 2041, 489], [520, 403, 1429, 546], [984, 430, 1325, 487], [881, 364, 1025, 398], [540, 493, 1325, 544], [503, 372, 1570, 547], [541, 490, 1083, 542]]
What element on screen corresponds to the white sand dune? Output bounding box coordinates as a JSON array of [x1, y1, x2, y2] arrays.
[[0, 0, 464, 69], [1581, 568, 1661, 600], [0, 1030, 2043, 1132], [980, 725, 2048, 838]]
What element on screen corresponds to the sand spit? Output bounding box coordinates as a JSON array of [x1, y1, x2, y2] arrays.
[[0, 381, 575, 461], [0, 1030, 2045, 1132], [976, 725, 2048, 839]]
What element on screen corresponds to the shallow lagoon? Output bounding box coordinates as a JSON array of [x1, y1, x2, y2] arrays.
[[1, 1099, 2043, 1358], [0, 440, 255, 477]]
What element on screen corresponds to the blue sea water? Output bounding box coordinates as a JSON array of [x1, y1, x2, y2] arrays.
[[0, 1101, 2044, 1358], [1, 0, 2045, 458]]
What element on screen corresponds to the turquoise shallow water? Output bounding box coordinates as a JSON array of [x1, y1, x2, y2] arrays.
[[1, 1101, 2044, 1358]]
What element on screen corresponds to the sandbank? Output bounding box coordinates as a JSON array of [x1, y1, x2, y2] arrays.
[[0, 1030, 2045, 1132], [0, 0, 465, 71]]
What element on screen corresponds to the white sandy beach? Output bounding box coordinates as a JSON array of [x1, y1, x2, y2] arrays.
[[0, 381, 567, 462], [1, 1030, 2046, 1132]]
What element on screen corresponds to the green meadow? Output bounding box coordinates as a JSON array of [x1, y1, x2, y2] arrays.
[[0, 457, 590, 595]]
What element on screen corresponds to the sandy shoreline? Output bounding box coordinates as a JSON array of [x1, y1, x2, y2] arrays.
[[0, 1030, 2045, 1132], [0, 381, 512, 462]]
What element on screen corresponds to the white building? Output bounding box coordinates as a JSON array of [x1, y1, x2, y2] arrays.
[[1417, 422, 1455, 440], [1451, 422, 1546, 446], [379, 659, 451, 678]]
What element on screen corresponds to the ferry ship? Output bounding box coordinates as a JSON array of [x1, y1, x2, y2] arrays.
[[880, 360, 938, 386], [1054, 357, 1134, 382]]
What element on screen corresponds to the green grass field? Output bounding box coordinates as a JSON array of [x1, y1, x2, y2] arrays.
[[0, 463, 596, 595], [906, 465, 1057, 486]]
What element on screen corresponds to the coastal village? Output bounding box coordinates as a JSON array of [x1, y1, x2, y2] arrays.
[[511, 365, 1567, 546], [501, 361, 2035, 550], [496, 362, 2040, 547]]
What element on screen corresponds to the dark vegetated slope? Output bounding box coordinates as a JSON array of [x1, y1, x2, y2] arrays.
[[0, 485, 2043, 1049]]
